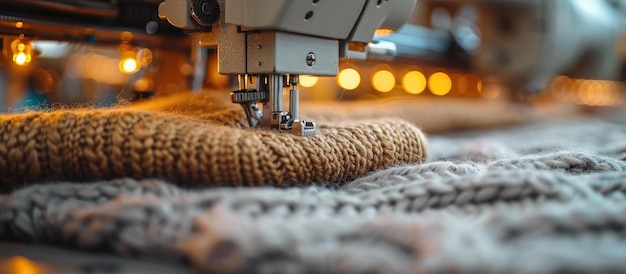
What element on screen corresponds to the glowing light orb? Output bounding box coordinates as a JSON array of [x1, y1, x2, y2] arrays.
[[337, 68, 361, 90], [299, 75, 319, 88], [428, 72, 452, 96], [120, 58, 139, 74], [14, 52, 28, 65], [402, 71, 427, 94], [372, 70, 396, 93]]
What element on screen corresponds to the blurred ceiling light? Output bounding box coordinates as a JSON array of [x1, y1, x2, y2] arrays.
[[299, 75, 319, 88], [14, 52, 28, 65], [120, 57, 139, 74], [119, 42, 139, 74], [337, 68, 361, 90], [11, 39, 33, 66], [372, 70, 395, 93], [402, 71, 427, 94], [428, 72, 452, 96]]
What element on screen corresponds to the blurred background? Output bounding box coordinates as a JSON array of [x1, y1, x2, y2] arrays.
[[0, 0, 625, 112]]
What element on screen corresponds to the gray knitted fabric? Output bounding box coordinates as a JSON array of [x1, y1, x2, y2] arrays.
[[2, 113, 626, 274]]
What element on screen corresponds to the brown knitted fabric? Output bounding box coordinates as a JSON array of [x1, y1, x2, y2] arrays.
[[0, 109, 427, 189]]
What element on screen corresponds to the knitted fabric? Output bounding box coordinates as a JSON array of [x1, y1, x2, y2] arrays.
[[1, 92, 625, 273], [0, 109, 426, 189]]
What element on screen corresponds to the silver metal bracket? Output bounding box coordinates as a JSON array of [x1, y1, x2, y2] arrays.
[[230, 89, 265, 127], [290, 120, 316, 136], [231, 74, 316, 136]]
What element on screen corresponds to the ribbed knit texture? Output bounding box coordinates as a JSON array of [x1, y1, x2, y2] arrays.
[[1, 92, 624, 274], [0, 109, 426, 189]]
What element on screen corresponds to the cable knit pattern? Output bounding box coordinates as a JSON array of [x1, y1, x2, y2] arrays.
[[0, 93, 625, 274]]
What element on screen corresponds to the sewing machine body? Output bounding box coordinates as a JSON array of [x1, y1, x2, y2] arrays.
[[158, 0, 417, 135]]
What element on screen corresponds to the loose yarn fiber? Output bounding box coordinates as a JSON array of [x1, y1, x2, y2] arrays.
[[0, 109, 427, 189]]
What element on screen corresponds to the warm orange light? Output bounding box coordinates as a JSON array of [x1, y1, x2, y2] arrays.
[[137, 48, 153, 68], [374, 28, 395, 37], [121, 31, 133, 42], [428, 72, 452, 96], [402, 71, 427, 94], [120, 58, 139, 74], [337, 68, 361, 90], [14, 52, 28, 65], [11, 40, 33, 66], [573, 80, 589, 105], [9, 256, 43, 274], [134, 78, 155, 92], [372, 70, 395, 93], [299, 75, 319, 88], [118, 41, 139, 74]]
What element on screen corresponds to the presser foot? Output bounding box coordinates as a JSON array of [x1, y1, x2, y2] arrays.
[[231, 89, 316, 136], [289, 119, 316, 136], [267, 111, 316, 136]]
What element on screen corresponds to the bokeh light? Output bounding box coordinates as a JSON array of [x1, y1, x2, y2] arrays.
[[428, 72, 452, 96], [402, 71, 427, 94], [337, 68, 361, 90], [120, 57, 139, 74], [8, 256, 42, 274], [372, 70, 396, 93], [14, 52, 27, 65], [137, 48, 153, 68], [11, 40, 33, 66], [548, 76, 624, 106], [299, 75, 319, 88]]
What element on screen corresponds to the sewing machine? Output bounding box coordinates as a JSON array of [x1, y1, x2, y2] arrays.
[[158, 0, 419, 135], [0, 0, 624, 134], [158, 0, 626, 135], [1, 2, 626, 274]]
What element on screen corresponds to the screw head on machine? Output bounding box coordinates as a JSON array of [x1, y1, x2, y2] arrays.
[[306, 52, 316, 66]]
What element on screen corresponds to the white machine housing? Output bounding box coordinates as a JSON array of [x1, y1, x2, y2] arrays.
[[158, 0, 417, 135], [159, 0, 416, 75]]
